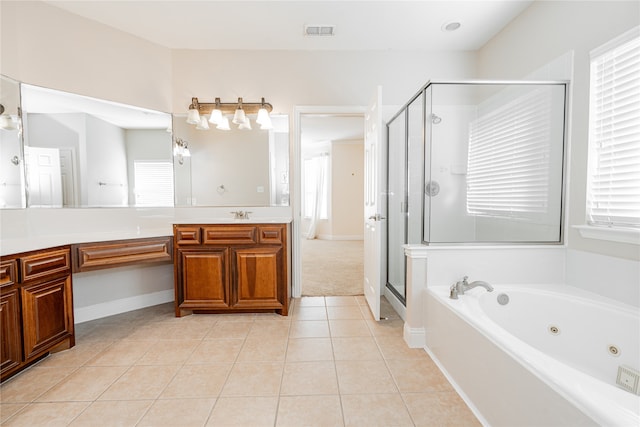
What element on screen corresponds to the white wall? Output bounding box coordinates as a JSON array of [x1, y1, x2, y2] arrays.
[[0, 1, 172, 112], [476, 0, 640, 261], [171, 49, 476, 115], [86, 116, 128, 206], [331, 141, 364, 239]]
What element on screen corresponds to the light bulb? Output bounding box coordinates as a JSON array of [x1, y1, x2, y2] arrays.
[[196, 116, 210, 130], [217, 116, 231, 130], [186, 108, 200, 124], [209, 108, 223, 124]]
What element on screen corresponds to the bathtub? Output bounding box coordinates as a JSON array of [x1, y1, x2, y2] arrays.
[[425, 284, 640, 427]]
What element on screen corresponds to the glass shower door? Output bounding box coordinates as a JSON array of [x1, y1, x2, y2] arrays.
[[386, 93, 424, 304], [386, 110, 406, 302]]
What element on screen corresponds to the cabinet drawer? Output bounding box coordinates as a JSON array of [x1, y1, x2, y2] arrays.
[[0, 260, 17, 289], [258, 225, 285, 244], [203, 226, 257, 245], [74, 237, 172, 272], [175, 226, 202, 245], [20, 249, 70, 282]]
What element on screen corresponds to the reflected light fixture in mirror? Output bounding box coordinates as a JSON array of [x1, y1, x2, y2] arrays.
[[187, 97, 272, 131], [173, 137, 191, 164], [0, 104, 16, 130]]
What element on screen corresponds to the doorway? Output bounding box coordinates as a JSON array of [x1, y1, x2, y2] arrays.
[[294, 109, 365, 297]]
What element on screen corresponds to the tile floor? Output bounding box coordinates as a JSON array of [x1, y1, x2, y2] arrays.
[[0, 296, 480, 426]]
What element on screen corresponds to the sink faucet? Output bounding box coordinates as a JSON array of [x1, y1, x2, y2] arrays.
[[449, 276, 494, 299], [230, 210, 252, 220]]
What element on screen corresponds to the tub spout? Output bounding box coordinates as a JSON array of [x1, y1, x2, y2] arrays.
[[466, 280, 494, 292], [453, 276, 493, 297]]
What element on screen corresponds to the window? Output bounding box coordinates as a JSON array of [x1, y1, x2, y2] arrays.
[[466, 88, 555, 220], [133, 161, 174, 207], [587, 27, 640, 229]]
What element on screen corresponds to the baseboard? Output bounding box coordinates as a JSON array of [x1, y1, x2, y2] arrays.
[[74, 289, 174, 324], [403, 323, 426, 348], [315, 234, 364, 241]]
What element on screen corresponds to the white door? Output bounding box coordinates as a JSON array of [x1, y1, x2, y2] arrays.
[[25, 146, 63, 207], [364, 86, 386, 320]]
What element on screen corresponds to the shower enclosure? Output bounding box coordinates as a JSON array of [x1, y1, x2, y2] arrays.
[[386, 81, 568, 303]]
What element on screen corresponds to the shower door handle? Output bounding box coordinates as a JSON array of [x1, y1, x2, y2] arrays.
[[368, 214, 386, 221]]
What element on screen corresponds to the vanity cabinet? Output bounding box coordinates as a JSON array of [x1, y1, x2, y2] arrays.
[[0, 247, 74, 382], [174, 224, 289, 316], [0, 260, 21, 376]]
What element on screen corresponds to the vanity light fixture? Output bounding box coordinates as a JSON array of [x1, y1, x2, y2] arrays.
[[208, 98, 223, 125], [186, 102, 200, 124], [196, 116, 210, 130], [217, 116, 231, 131], [256, 98, 273, 130], [186, 97, 273, 130], [232, 98, 246, 125]]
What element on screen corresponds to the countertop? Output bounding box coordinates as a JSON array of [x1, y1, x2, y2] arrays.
[[0, 217, 293, 256]]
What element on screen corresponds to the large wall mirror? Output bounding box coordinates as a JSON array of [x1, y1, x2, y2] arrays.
[[173, 114, 289, 207], [13, 83, 289, 208], [0, 75, 25, 209], [21, 84, 173, 208]]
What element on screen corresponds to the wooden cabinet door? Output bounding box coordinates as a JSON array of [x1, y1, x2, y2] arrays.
[[178, 249, 230, 309], [0, 289, 22, 377], [232, 247, 284, 310], [21, 276, 74, 361]]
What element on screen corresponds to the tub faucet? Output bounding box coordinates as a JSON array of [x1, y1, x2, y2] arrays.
[[450, 276, 493, 299]]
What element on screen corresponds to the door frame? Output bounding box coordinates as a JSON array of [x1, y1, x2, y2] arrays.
[[292, 105, 366, 298]]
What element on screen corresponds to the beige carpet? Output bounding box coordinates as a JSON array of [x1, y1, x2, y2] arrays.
[[301, 239, 364, 296]]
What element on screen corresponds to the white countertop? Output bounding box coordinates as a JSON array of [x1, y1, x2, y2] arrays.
[[0, 217, 293, 256]]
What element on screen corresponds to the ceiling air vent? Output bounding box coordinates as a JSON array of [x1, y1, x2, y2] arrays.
[[304, 25, 335, 37]]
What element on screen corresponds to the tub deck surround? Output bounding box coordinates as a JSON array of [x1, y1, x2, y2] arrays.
[[426, 284, 640, 427]]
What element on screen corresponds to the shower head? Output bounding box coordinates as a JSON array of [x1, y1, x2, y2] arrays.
[[431, 113, 442, 124]]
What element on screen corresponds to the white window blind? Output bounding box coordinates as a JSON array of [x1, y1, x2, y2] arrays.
[[587, 28, 640, 228], [466, 88, 553, 219], [134, 161, 174, 207]]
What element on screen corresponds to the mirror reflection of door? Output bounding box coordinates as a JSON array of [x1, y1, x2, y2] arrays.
[[25, 146, 63, 207], [58, 147, 78, 207]]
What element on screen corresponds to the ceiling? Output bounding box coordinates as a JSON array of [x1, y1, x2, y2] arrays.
[[44, 0, 533, 51]]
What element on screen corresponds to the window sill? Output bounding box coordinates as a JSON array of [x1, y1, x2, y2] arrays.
[[573, 225, 640, 245]]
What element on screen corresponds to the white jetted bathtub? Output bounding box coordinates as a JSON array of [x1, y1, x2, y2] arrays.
[[425, 284, 640, 426]]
